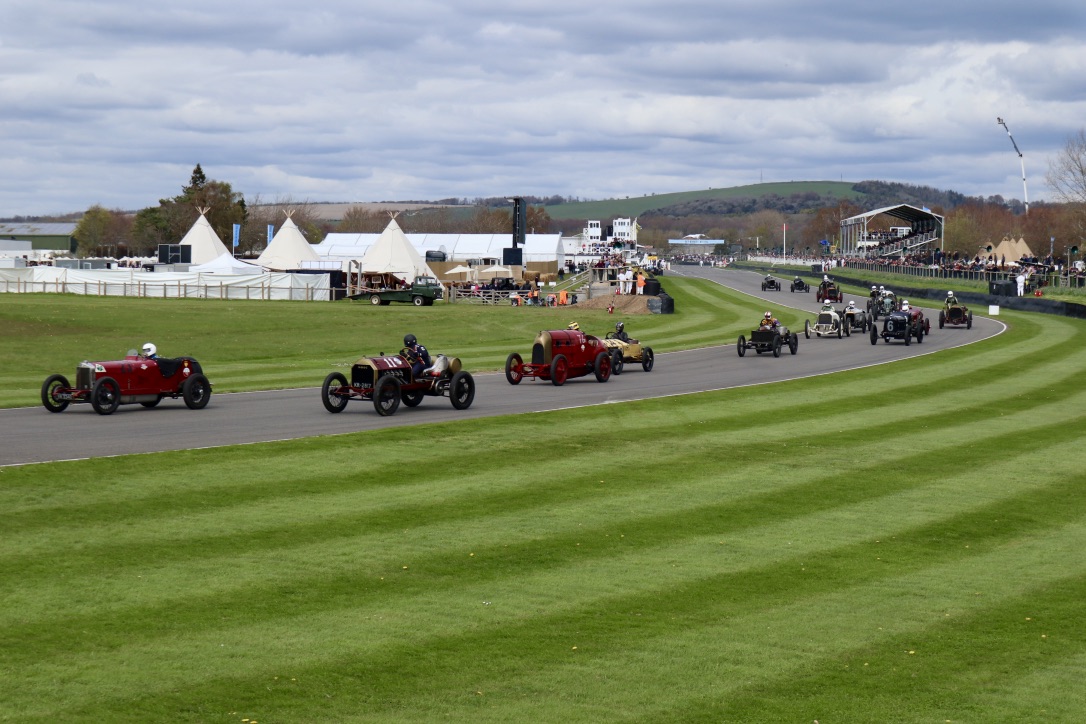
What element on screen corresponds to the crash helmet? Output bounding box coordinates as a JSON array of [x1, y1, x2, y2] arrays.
[[616, 322, 624, 333], [901, 301, 911, 311], [403, 333, 417, 347], [764, 311, 772, 319], [871, 285, 877, 291], [766, 274, 772, 279], [879, 285, 885, 292], [847, 301, 856, 308], [142, 342, 156, 357], [823, 275, 829, 281], [567, 322, 580, 331], [947, 290, 954, 297]]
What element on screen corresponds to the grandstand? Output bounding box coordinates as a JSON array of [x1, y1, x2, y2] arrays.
[[839, 204, 944, 257]]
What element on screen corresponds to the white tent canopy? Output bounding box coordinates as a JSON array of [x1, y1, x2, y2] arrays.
[[190, 252, 263, 275], [314, 231, 564, 266], [356, 218, 440, 281], [178, 212, 230, 265], [257, 216, 320, 271]]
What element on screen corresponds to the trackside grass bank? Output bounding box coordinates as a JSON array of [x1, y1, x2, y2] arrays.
[[2, 307, 1085, 721], [0, 277, 795, 408]]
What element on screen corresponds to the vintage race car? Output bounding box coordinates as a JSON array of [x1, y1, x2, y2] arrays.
[[869, 291, 897, 319], [321, 351, 475, 416], [737, 325, 799, 357], [842, 305, 870, 333], [816, 279, 844, 303], [939, 302, 973, 329], [761, 276, 781, 291], [870, 306, 930, 345], [790, 278, 811, 293], [601, 332, 655, 374], [506, 328, 612, 386], [804, 304, 849, 338], [41, 350, 211, 415]]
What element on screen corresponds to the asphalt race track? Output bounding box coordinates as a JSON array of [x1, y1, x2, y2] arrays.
[[0, 267, 1004, 467]]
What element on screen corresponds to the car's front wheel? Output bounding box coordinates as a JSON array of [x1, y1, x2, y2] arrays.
[[593, 350, 612, 382], [322, 372, 349, 413], [804, 320, 811, 339], [789, 333, 799, 355], [41, 374, 70, 413], [549, 354, 568, 386], [449, 371, 475, 410], [610, 349, 624, 375], [736, 335, 746, 357], [91, 377, 121, 415], [412, 295, 424, 306], [373, 375, 401, 416], [182, 373, 211, 409], [505, 353, 523, 385]]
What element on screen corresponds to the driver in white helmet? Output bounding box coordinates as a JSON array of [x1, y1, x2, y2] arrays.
[[140, 342, 158, 360], [945, 290, 959, 307], [759, 311, 779, 330], [900, 300, 911, 312]]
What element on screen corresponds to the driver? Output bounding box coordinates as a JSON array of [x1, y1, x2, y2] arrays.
[[946, 290, 959, 307], [613, 321, 630, 342], [401, 333, 431, 377], [846, 300, 857, 311], [567, 321, 580, 332], [140, 342, 158, 360], [759, 311, 779, 330], [900, 300, 912, 313], [870, 285, 878, 298]]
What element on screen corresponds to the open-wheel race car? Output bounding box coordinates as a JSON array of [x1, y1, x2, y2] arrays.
[[816, 278, 844, 303], [870, 302, 930, 346], [505, 325, 612, 386], [601, 327, 655, 374], [842, 303, 870, 333], [737, 325, 799, 357], [41, 346, 211, 415], [869, 291, 897, 320], [804, 303, 849, 339], [321, 350, 475, 416], [761, 275, 781, 292], [939, 301, 973, 329], [790, 277, 811, 293]]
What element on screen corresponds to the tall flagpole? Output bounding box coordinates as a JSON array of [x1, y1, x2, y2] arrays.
[[997, 117, 1029, 215]]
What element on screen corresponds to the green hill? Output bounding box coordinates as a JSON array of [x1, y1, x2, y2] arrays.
[[542, 181, 863, 220]]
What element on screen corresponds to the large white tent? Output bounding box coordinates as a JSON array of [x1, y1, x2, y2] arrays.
[[190, 252, 263, 275], [356, 218, 439, 281], [256, 216, 321, 271], [313, 231, 563, 266], [178, 211, 231, 265]]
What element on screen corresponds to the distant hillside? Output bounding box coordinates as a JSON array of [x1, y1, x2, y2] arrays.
[[540, 180, 1000, 222]]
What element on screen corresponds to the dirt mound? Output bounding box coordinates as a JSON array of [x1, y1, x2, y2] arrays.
[[575, 293, 653, 314]]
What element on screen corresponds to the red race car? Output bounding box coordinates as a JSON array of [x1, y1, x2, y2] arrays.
[[41, 345, 211, 415], [505, 324, 613, 386]]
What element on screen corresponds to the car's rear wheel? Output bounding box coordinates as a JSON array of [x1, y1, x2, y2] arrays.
[[737, 335, 746, 357], [91, 376, 121, 415], [593, 350, 611, 382], [904, 329, 911, 346], [505, 352, 523, 385], [870, 326, 878, 345], [967, 313, 972, 329], [549, 354, 568, 386], [412, 295, 424, 306], [916, 327, 924, 343], [449, 371, 475, 410], [401, 388, 425, 407], [321, 372, 349, 413], [140, 396, 162, 408], [183, 373, 211, 409], [373, 375, 401, 416], [41, 374, 70, 413], [370, 294, 382, 305], [642, 347, 654, 372], [610, 349, 624, 375], [837, 324, 842, 339], [789, 333, 798, 355]]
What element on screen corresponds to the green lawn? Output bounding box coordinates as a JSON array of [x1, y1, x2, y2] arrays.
[[2, 278, 1085, 721], [0, 278, 804, 408]]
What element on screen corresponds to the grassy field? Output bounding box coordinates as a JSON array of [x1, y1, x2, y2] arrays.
[[3, 280, 1086, 722], [0, 278, 808, 409]]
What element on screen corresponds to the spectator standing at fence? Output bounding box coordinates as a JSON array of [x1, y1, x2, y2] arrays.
[[636, 272, 646, 295], [1016, 272, 1026, 296]]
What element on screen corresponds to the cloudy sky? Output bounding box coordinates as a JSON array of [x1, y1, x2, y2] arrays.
[[2, 0, 1084, 217]]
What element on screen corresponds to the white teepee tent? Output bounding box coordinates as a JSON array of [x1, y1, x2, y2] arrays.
[[178, 209, 231, 265], [357, 217, 439, 281], [256, 215, 320, 271]]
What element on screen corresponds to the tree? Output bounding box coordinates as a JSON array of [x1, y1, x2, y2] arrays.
[[136, 164, 248, 247], [465, 207, 511, 233], [1046, 129, 1086, 246], [803, 200, 861, 248], [337, 206, 389, 233], [74, 205, 134, 257]]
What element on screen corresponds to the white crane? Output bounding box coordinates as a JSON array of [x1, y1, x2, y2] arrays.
[[997, 117, 1029, 215]]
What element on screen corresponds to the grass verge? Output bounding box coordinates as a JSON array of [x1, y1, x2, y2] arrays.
[[2, 304, 1084, 721]]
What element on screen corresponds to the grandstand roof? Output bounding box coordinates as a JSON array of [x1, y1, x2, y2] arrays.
[[841, 203, 943, 226]]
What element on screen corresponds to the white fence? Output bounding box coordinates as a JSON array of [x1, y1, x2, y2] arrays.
[[0, 267, 331, 301]]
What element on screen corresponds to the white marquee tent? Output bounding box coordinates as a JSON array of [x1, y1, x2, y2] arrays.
[[178, 211, 231, 265], [257, 216, 321, 271], [189, 252, 263, 275], [314, 231, 564, 267], [356, 218, 440, 281]]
